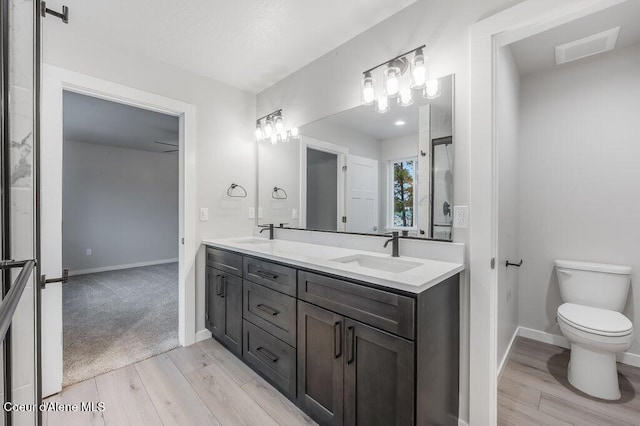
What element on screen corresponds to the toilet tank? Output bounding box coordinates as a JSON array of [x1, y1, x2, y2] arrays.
[[555, 260, 632, 312]]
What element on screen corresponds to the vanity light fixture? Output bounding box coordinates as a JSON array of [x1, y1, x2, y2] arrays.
[[361, 45, 428, 113], [254, 109, 300, 143]]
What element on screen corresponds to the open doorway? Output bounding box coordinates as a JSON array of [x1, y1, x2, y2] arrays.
[[61, 91, 180, 386], [306, 148, 339, 231]]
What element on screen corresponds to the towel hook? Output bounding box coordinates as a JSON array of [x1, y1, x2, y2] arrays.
[[272, 186, 288, 200], [227, 183, 247, 198]]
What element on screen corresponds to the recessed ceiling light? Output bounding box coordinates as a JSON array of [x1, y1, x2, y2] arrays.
[[395, 120, 406, 126]]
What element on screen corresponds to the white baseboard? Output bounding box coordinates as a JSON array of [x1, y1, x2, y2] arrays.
[[195, 329, 212, 343], [498, 328, 519, 378], [517, 326, 640, 368], [68, 258, 178, 276]]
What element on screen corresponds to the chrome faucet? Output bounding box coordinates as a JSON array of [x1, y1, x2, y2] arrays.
[[259, 224, 275, 240], [383, 231, 400, 257]]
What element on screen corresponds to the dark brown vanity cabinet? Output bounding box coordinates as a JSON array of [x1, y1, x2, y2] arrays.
[[205, 249, 243, 357], [205, 245, 460, 426], [298, 301, 415, 426]]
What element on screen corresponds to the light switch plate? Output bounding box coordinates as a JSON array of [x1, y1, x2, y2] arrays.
[[292, 208, 298, 219], [248, 207, 255, 219], [200, 207, 209, 222], [453, 206, 468, 228], [86, 248, 92, 256]]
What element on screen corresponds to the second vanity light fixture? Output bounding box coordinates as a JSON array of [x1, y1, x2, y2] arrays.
[[361, 45, 441, 113], [254, 109, 299, 144]]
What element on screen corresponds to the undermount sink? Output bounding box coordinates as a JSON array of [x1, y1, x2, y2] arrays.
[[231, 238, 272, 245], [330, 254, 422, 273]]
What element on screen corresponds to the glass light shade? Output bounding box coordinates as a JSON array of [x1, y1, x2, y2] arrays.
[[411, 49, 427, 89], [264, 118, 274, 137], [376, 95, 389, 113], [361, 73, 375, 105], [290, 127, 299, 138], [270, 133, 278, 144], [254, 123, 263, 140], [398, 88, 413, 107], [384, 65, 400, 97], [274, 115, 284, 132], [424, 79, 441, 99]]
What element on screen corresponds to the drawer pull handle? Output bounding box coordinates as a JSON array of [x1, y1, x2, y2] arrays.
[[334, 321, 342, 359], [254, 270, 278, 280], [346, 326, 355, 365], [256, 304, 279, 316], [256, 346, 279, 363]]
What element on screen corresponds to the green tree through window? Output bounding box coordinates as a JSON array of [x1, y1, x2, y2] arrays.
[[393, 160, 415, 227]]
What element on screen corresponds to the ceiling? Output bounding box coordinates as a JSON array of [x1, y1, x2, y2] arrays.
[[510, 0, 640, 76], [63, 91, 179, 153], [302, 74, 453, 141], [51, 0, 418, 93]]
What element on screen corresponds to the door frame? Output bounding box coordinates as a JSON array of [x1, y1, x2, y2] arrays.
[[468, 0, 627, 424], [299, 136, 348, 231], [40, 65, 197, 395]]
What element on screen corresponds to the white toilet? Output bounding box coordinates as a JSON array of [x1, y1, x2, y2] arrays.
[[555, 260, 633, 400]]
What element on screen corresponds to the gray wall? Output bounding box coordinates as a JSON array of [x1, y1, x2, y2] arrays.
[[517, 44, 640, 357], [307, 148, 338, 230], [63, 140, 179, 273]]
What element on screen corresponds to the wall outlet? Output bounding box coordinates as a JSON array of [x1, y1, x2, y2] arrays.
[[292, 208, 298, 219], [248, 207, 255, 219], [85, 248, 92, 256], [200, 207, 209, 222], [453, 206, 468, 228]]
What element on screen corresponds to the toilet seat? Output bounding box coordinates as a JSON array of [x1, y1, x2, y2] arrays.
[[557, 303, 633, 337]]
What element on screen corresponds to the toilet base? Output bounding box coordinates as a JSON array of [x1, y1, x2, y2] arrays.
[[568, 343, 621, 400]]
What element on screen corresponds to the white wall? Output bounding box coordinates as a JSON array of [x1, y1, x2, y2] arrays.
[[301, 120, 381, 160], [62, 141, 179, 273], [257, 1, 526, 420], [518, 44, 640, 357], [43, 23, 256, 335], [496, 46, 521, 369]]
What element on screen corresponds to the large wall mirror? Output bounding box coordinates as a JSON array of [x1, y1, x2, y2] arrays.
[[258, 74, 454, 241]]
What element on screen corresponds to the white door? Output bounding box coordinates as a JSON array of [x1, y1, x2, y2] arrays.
[[40, 75, 64, 396], [345, 155, 378, 233]]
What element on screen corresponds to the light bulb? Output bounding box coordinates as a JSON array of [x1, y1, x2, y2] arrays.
[[254, 122, 263, 140], [361, 72, 375, 105], [274, 114, 284, 133], [264, 118, 274, 137], [270, 133, 278, 144], [290, 127, 299, 138], [398, 88, 413, 107], [385, 68, 399, 97], [376, 95, 389, 113], [425, 79, 441, 99], [411, 49, 427, 89]]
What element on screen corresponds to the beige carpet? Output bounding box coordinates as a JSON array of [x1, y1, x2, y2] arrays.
[[62, 262, 179, 387]]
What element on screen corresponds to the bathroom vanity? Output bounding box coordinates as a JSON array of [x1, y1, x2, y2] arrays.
[[203, 237, 463, 425]]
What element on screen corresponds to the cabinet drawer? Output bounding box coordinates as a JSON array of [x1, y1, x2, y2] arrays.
[[243, 320, 296, 399], [243, 257, 296, 296], [298, 271, 415, 340], [243, 280, 297, 347], [206, 247, 242, 277]]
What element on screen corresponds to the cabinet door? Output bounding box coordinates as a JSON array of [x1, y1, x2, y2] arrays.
[[344, 319, 415, 426], [298, 302, 344, 426], [207, 268, 242, 357]]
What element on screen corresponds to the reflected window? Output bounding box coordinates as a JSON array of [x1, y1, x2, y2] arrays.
[[391, 159, 416, 228]]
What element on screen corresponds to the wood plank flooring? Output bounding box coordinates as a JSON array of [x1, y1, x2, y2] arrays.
[[45, 338, 316, 426], [498, 337, 640, 426]]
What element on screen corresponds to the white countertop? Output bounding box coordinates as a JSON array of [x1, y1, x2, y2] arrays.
[[202, 237, 465, 294]]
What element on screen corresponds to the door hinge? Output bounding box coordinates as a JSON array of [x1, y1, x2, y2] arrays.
[[490, 258, 496, 269], [342, 216, 347, 223]]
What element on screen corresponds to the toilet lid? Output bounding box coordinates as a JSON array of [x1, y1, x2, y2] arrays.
[[558, 303, 633, 336]]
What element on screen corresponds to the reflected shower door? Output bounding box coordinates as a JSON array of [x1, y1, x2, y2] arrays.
[[431, 137, 453, 240]]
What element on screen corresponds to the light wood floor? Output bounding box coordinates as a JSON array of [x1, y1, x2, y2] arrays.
[[498, 337, 640, 426], [45, 338, 316, 426]]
